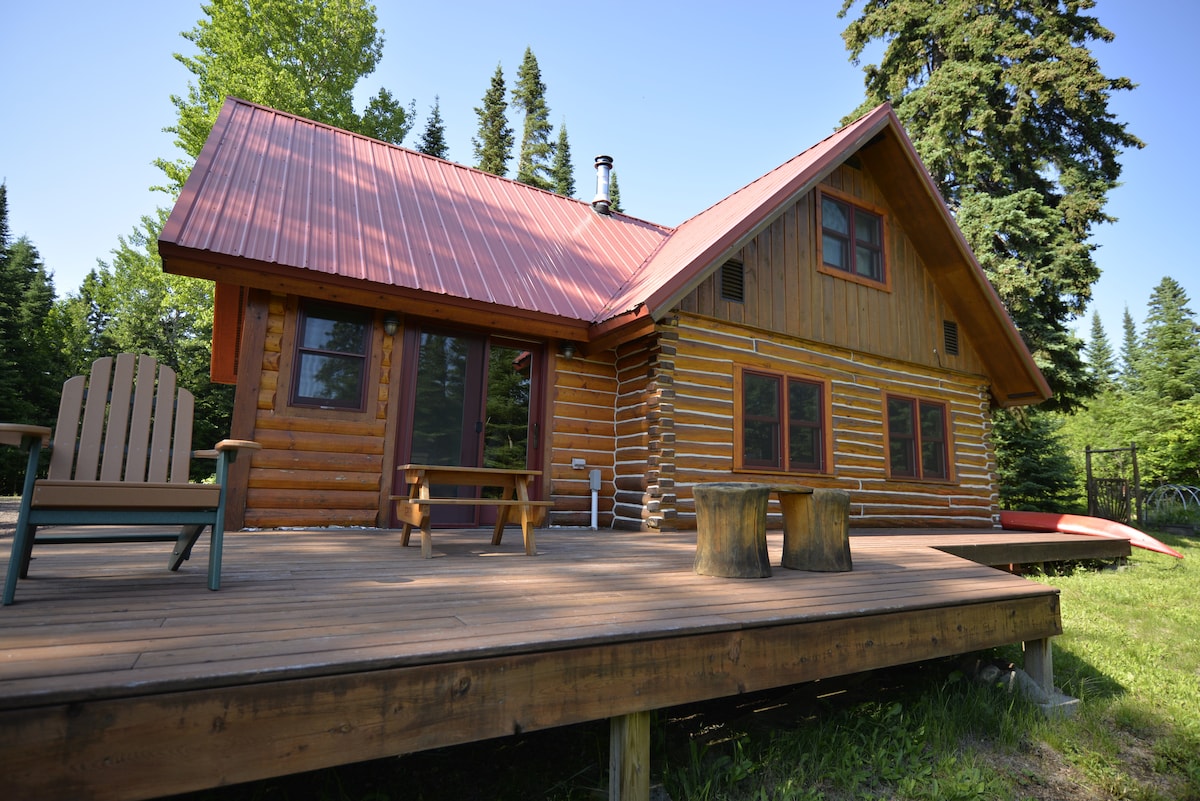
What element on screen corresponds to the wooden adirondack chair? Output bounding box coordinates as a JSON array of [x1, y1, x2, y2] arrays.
[[1, 353, 260, 605]]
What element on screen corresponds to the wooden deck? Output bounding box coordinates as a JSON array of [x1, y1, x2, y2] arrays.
[[0, 524, 1126, 800]]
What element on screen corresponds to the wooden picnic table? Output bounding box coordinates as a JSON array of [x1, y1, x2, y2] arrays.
[[391, 464, 551, 558]]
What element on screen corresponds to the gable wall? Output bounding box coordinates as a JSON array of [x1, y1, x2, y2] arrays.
[[678, 165, 987, 377]]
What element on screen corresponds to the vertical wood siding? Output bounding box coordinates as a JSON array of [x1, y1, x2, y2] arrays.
[[678, 166, 987, 376]]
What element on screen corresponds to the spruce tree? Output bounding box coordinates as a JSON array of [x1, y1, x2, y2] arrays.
[[473, 64, 514, 176], [608, 171, 623, 214], [840, 0, 1143, 411], [417, 96, 449, 160], [1138, 277, 1200, 404], [1085, 310, 1117, 389], [550, 123, 575, 197], [512, 48, 555, 191], [1120, 306, 1141, 391]]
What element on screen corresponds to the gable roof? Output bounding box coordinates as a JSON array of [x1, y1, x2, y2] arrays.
[[161, 97, 1049, 406]]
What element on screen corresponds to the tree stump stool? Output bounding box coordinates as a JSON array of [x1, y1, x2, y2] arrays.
[[777, 487, 852, 572], [693, 482, 772, 578]]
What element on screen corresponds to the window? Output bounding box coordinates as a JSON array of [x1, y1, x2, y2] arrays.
[[886, 395, 949, 480], [820, 193, 884, 283], [292, 303, 370, 409], [740, 370, 826, 473]]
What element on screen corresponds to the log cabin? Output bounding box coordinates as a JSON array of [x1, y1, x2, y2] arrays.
[[159, 97, 1050, 534]]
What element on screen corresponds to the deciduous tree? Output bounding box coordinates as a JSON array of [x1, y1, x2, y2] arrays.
[[158, 0, 413, 193]]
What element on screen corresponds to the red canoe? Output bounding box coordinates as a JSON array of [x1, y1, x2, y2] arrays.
[[999, 510, 1184, 559]]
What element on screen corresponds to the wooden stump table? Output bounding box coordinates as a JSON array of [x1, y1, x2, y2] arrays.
[[693, 482, 772, 578], [777, 487, 852, 572]]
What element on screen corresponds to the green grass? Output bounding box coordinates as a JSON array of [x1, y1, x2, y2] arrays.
[[167, 531, 1200, 801]]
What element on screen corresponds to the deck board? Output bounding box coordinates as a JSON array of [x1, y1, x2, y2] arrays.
[[0, 524, 1124, 800]]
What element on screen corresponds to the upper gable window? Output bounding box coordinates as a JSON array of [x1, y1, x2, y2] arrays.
[[819, 192, 885, 286], [292, 302, 370, 410]]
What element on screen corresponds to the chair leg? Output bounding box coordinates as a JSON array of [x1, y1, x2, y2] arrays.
[[169, 525, 207, 571], [207, 515, 224, 591], [4, 438, 42, 605]]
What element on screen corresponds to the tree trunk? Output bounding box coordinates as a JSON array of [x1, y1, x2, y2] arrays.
[[780, 488, 852, 572], [692, 482, 771, 578]]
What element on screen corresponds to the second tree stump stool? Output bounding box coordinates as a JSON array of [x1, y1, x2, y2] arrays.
[[693, 482, 772, 578], [776, 487, 852, 572]]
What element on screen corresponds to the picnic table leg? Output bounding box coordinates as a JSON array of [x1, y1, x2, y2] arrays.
[[516, 479, 537, 555], [780, 488, 852, 572]]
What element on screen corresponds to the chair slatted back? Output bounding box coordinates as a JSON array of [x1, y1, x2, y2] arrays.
[[47, 354, 195, 483]]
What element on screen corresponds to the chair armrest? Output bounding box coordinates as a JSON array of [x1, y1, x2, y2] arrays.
[[0, 423, 52, 449], [215, 439, 262, 452], [194, 440, 261, 460]]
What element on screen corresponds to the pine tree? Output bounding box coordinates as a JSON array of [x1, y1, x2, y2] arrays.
[[1085, 310, 1117, 389], [417, 96, 449, 160], [0, 184, 66, 492], [993, 408, 1078, 512], [840, 0, 1143, 411], [512, 48, 555, 191], [1120, 306, 1141, 391], [608, 171, 623, 214], [550, 123, 575, 197], [473, 64, 514, 176], [1138, 277, 1200, 404]]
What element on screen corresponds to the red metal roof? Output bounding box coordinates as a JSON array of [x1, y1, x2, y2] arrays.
[[161, 98, 671, 324], [161, 98, 1049, 404]]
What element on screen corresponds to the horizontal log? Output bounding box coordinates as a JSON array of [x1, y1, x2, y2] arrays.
[[254, 414, 387, 438], [251, 450, 381, 472], [243, 507, 381, 528], [247, 469, 383, 492], [252, 429, 384, 455], [246, 488, 381, 511]]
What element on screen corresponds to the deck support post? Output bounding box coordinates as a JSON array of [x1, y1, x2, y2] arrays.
[[1023, 637, 1053, 695], [609, 710, 650, 801]]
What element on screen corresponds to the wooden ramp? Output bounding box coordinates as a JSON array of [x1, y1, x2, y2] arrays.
[[0, 525, 1110, 801]]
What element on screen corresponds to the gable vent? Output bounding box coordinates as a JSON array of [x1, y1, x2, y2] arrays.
[[942, 320, 960, 356], [720, 260, 745, 303]]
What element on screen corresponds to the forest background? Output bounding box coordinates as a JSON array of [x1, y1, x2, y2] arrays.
[[2, 0, 1198, 522]]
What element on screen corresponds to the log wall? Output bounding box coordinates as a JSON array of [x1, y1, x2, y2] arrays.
[[241, 294, 397, 529], [665, 312, 998, 529], [547, 350, 618, 528]]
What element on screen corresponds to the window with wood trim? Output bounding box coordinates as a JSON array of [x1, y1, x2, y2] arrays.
[[820, 192, 884, 283], [886, 395, 949, 480], [291, 302, 370, 410], [739, 369, 827, 473]]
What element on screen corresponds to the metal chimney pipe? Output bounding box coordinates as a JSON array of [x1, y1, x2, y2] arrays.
[[592, 155, 613, 214]]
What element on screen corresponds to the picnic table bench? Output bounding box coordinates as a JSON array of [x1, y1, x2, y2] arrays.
[[391, 464, 551, 558]]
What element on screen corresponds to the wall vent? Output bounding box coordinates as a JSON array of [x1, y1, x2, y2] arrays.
[[942, 320, 960, 356], [720, 260, 745, 303]]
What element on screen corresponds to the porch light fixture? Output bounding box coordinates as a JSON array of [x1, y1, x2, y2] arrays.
[[561, 342, 576, 360], [383, 314, 400, 337]]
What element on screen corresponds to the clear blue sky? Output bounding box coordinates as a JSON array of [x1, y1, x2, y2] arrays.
[[2, 1, 1194, 348]]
